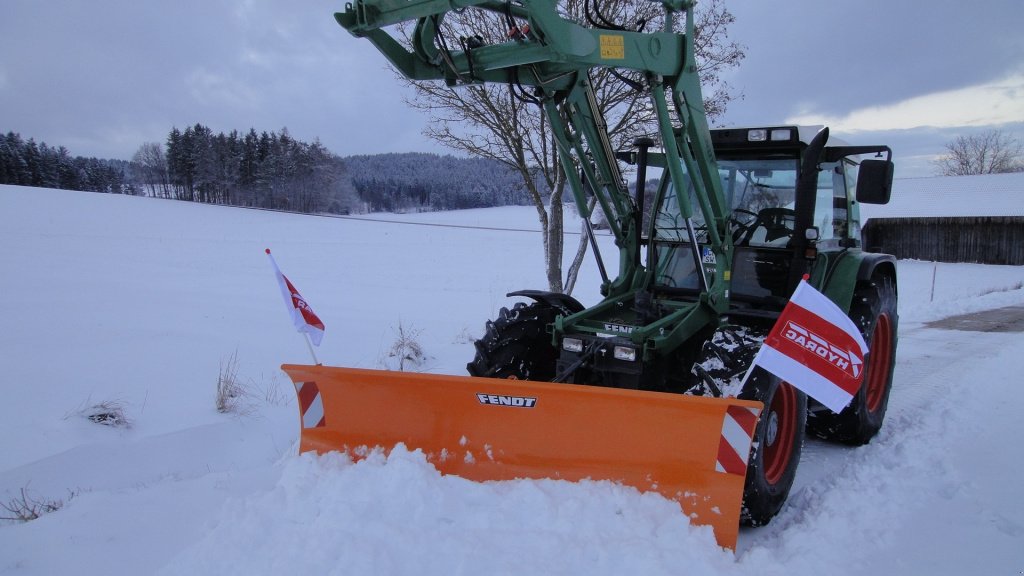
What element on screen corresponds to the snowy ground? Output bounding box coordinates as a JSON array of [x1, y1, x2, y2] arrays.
[[1, 185, 1023, 575]]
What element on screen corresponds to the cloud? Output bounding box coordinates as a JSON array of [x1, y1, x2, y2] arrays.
[[186, 68, 263, 110], [786, 73, 1024, 132]]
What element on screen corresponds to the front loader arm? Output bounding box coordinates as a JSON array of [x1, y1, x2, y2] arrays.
[[335, 0, 731, 306], [337, 0, 686, 85]]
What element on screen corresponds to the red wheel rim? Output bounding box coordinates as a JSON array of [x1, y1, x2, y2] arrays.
[[764, 382, 797, 486], [865, 313, 893, 413]]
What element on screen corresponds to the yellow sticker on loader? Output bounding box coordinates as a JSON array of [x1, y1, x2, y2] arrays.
[[600, 34, 625, 60]]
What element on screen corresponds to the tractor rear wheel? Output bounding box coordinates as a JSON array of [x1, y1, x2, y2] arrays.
[[467, 302, 559, 381], [739, 368, 806, 526], [807, 274, 898, 445]]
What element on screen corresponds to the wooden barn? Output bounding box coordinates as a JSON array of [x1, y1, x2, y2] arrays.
[[860, 172, 1024, 265]]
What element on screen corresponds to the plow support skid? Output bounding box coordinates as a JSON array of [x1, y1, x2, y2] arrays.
[[282, 364, 762, 549]]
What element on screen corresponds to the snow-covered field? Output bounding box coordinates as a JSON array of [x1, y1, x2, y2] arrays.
[[1, 185, 1023, 575]]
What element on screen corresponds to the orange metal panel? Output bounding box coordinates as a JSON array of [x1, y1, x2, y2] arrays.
[[282, 364, 762, 549]]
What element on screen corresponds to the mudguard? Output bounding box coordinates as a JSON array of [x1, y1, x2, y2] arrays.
[[282, 364, 763, 549]]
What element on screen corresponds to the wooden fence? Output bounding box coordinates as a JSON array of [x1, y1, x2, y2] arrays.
[[862, 217, 1024, 265]]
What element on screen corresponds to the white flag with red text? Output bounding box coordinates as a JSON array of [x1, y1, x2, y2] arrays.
[[751, 278, 868, 412], [265, 249, 325, 346]]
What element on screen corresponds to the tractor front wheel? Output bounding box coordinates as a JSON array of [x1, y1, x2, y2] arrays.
[[467, 301, 559, 381], [739, 368, 806, 526]]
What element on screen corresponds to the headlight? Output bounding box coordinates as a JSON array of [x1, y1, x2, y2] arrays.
[[562, 337, 583, 353], [747, 129, 767, 142], [613, 346, 636, 362]]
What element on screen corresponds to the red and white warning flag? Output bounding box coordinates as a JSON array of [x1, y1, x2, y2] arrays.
[[265, 249, 325, 347], [751, 277, 868, 413]]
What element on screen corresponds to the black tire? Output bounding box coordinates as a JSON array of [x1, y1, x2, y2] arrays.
[[807, 274, 898, 445], [466, 301, 559, 381], [739, 368, 807, 526]]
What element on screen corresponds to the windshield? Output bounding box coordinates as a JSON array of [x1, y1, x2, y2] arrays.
[[650, 158, 800, 293], [654, 158, 798, 244]]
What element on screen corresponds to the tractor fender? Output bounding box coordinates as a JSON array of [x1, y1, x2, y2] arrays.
[[819, 252, 896, 314], [507, 290, 586, 316], [857, 253, 898, 289]]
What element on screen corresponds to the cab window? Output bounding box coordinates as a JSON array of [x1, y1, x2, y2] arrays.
[[813, 161, 849, 247]]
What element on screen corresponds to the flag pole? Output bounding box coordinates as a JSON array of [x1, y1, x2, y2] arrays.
[[737, 274, 808, 390], [737, 350, 761, 389], [303, 333, 321, 365]]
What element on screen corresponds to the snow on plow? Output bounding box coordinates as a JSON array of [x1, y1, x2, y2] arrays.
[[281, 364, 763, 549]]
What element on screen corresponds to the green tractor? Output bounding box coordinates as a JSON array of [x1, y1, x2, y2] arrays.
[[283, 0, 898, 549], [469, 124, 898, 524]]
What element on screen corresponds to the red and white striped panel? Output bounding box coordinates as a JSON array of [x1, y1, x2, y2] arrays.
[[294, 381, 325, 428], [716, 405, 759, 475]]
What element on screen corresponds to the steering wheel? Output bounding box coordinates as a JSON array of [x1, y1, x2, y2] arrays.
[[729, 209, 759, 243], [736, 208, 797, 247], [657, 273, 677, 288]]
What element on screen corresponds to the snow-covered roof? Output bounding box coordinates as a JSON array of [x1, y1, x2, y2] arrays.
[[860, 172, 1024, 221]]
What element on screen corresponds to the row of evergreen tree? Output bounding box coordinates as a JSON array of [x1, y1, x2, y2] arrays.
[[141, 124, 359, 214], [0, 132, 139, 194], [1, 126, 535, 215], [344, 153, 535, 212]]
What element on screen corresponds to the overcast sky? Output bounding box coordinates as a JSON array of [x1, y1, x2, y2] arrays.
[[2, 0, 1021, 178]]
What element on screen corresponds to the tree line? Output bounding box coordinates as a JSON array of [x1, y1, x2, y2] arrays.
[[0, 132, 138, 194], [137, 124, 359, 214], [344, 152, 540, 212], [1, 126, 535, 215]]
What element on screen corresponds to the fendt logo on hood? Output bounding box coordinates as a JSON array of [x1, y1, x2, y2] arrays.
[[604, 323, 634, 334], [476, 393, 538, 408], [782, 320, 863, 378]]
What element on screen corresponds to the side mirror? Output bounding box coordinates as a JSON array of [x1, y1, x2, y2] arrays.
[[856, 159, 894, 204]]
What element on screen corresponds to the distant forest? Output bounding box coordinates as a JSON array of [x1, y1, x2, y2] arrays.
[[0, 132, 139, 195], [344, 153, 538, 212], [0, 125, 537, 214]]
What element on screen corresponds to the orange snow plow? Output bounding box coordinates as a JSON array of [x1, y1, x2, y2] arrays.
[[282, 364, 763, 549]]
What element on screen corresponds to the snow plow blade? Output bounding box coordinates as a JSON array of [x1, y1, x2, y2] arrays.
[[281, 364, 763, 549]]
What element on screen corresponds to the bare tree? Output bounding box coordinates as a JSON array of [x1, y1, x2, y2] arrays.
[[400, 0, 744, 294], [132, 142, 171, 198], [935, 129, 1024, 176]]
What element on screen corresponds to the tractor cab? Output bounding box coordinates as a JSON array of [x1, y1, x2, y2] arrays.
[[644, 126, 893, 311]]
